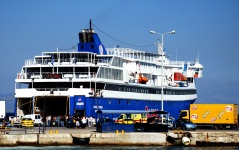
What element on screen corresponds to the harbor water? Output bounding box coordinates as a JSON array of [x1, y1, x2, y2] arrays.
[[0, 146, 239, 150]]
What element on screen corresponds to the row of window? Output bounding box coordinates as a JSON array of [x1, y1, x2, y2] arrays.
[[105, 84, 196, 95], [106, 99, 193, 106]]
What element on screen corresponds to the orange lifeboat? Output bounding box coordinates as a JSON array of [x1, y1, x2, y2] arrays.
[[138, 73, 148, 84], [174, 72, 187, 81]]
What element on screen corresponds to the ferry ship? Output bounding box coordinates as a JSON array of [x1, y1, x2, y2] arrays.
[[15, 21, 203, 119]]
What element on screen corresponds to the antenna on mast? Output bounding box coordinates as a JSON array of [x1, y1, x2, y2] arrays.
[[195, 48, 200, 63], [197, 48, 200, 62], [90, 19, 92, 30]]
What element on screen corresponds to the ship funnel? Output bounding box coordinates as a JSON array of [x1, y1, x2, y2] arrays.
[[77, 20, 107, 55]]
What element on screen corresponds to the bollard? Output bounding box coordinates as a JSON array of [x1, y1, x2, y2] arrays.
[[122, 130, 124, 134], [49, 130, 52, 134], [55, 130, 58, 134], [116, 130, 118, 134]]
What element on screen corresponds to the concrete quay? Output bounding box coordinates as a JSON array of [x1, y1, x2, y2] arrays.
[[0, 127, 239, 146]]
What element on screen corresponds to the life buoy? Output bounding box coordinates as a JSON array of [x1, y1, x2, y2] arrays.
[[194, 74, 198, 78]]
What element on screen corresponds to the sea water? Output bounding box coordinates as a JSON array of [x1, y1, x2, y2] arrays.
[[0, 146, 239, 150]]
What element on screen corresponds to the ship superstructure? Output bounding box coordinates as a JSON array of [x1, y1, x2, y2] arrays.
[[15, 22, 203, 119]]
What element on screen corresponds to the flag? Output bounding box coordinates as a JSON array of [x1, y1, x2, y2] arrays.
[[51, 55, 54, 66]]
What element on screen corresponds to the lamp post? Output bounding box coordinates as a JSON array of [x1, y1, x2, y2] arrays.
[[149, 30, 175, 113]]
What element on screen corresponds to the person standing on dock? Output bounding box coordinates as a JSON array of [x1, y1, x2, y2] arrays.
[[60, 115, 65, 127], [88, 116, 93, 127], [81, 116, 87, 128], [57, 115, 61, 127], [41, 115, 46, 126], [47, 115, 51, 127], [75, 115, 80, 129]]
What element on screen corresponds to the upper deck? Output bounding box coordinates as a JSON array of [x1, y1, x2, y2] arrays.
[[23, 48, 198, 68]]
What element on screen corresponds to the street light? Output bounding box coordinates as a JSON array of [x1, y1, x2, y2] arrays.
[[149, 30, 175, 114]]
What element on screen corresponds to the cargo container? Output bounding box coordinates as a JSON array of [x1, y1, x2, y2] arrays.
[[179, 104, 238, 129]]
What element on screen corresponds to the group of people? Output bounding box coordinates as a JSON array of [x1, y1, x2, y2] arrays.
[[41, 115, 96, 128], [41, 115, 66, 127], [74, 115, 95, 129]]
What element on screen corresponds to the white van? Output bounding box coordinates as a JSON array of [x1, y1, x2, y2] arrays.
[[23, 114, 42, 126]]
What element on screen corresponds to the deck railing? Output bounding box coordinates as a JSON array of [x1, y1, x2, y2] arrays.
[[16, 72, 97, 80]]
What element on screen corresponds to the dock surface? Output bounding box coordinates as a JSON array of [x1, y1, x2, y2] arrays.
[[0, 126, 239, 146]]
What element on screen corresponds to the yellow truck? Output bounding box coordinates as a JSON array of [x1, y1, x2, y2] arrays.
[[115, 114, 147, 124], [180, 104, 238, 129]]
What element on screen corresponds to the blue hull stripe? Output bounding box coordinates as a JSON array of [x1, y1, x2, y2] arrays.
[[71, 96, 195, 120]]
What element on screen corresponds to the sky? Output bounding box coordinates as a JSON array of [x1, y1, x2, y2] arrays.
[[0, 0, 239, 106]]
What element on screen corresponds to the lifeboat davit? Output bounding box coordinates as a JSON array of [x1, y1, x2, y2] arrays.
[[138, 74, 148, 84]]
